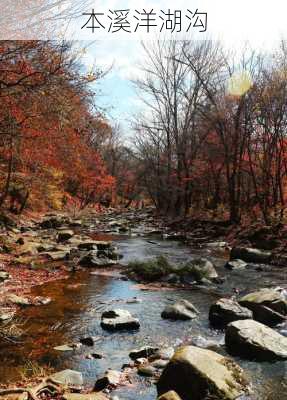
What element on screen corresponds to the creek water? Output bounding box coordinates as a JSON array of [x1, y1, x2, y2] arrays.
[[0, 234, 287, 399]]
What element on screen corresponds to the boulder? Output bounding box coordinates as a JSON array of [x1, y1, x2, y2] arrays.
[[230, 247, 271, 264], [57, 230, 74, 242], [101, 309, 140, 331], [129, 346, 159, 360], [158, 391, 182, 400], [209, 298, 253, 327], [224, 259, 247, 270], [225, 319, 287, 361], [94, 370, 121, 390], [182, 258, 218, 282], [239, 288, 287, 326], [161, 300, 199, 321], [157, 346, 248, 400], [49, 369, 83, 387]]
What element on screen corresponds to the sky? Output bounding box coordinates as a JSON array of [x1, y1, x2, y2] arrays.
[[70, 0, 287, 137], [80, 40, 144, 135]]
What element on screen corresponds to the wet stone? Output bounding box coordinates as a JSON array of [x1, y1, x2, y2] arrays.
[[161, 300, 199, 320], [101, 309, 140, 331], [129, 346, 159, 360], [94, 370, 121, 390], [209, 298, 253, 328]]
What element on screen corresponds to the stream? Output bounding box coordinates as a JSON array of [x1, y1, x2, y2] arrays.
[[1, 232, 287, 399]]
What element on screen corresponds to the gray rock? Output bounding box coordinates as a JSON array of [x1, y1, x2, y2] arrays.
[[183, 258, 218, 281], [94, 370, 121, 390], [209, 298, 253, 327], [225, 259, 247, 270], [161, 300, 199, 320], [129, 346, 159, 360], [225, 319, 287, 361], [49, 369, 83, 387], [101, 309, 140, 331], [230, 247, 271, 264], [239, 288, 287, 326], [157, 346, 248, 400]]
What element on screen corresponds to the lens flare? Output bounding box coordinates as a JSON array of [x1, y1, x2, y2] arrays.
[[228, 71, 253, 96]]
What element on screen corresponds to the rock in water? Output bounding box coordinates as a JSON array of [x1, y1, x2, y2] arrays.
[[158, 392, 182, 400], [209, 298, 253, 327], [225, 319, 287, 361], [183, 258, 218, 281], [157, 346, 248, 400], [224, 259, 247, 270], [94, 370, 121, 390], [101, 309, 140, 331], [129, 346, 159, 360], [230, 247, 271, 264], [161, 300, 199, 320], [239, 288, 287, 326]]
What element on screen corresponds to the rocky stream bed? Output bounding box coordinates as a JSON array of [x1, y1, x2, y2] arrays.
[[0, 209, 286, 400]]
